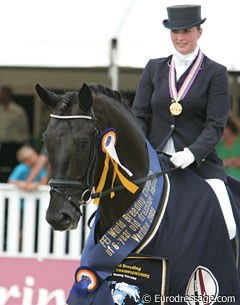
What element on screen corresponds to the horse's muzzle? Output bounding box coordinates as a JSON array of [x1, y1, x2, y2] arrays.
[[46, 210, 79, 231]]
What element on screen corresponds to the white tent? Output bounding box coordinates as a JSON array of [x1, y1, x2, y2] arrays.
[[0, 0, 239, 71]]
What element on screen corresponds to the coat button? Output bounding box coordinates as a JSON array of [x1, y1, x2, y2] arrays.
[[201, 158, 205, 162], [170, 124, 175, 129]]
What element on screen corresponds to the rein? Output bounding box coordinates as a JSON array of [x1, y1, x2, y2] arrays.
[[49, 166, 179, 200], [91, 166, 179, 199]]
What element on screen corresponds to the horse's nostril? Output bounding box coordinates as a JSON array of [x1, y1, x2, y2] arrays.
[[46, 211, 73, 230], [58, 213, 71, 226]]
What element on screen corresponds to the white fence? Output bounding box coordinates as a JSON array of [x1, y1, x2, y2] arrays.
[[0, 183, 96, 260]]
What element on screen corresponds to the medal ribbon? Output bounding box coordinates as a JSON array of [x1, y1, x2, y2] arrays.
[[94, 129, 139, 204], [169, 49, 204, 102]]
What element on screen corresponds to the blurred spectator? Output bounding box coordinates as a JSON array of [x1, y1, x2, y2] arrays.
[[8, 145, 48, 251], [8, 145, 48, 190], [217, 116, 240, 180], [0, 86, 30, 182], [26, 144, 50, 183]]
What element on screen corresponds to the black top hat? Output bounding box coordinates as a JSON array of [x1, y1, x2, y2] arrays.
[[162, 5, 206, 30]]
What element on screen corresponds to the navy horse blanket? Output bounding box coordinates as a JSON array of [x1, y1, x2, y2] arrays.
[[144, 156, 240, 304], [67, 154, 240, 305]]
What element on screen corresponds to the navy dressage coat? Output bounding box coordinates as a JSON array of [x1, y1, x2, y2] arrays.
[[132, 54, 230, 182]]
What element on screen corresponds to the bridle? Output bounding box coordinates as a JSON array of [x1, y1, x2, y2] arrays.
[[48, 110, 99, 214], [48, 110, 180, 214]]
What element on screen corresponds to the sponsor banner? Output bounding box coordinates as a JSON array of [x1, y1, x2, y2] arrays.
[[0, 257, 78, 305]]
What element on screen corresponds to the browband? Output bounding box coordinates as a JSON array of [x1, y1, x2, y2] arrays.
[[50, 114, 93, 120]]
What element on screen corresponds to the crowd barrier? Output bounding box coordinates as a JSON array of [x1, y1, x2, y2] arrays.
[[0, 183, 96, 305]]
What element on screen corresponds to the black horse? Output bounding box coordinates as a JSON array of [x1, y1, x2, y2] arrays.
[[36, 83, 240, 305]]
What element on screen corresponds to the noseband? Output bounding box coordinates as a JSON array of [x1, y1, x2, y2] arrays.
[[48, 111, 99, 213]]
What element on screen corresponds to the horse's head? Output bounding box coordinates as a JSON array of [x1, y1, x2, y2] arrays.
[[36, 83, 99, 231], [37, 83, 149, 235]]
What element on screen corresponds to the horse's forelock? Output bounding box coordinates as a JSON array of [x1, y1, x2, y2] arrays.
[[65, 92, 77, 104], [58, 92, 78, 111]]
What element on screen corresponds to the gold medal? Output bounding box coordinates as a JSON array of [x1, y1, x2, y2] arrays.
[[169, 101, 183, 116], [168, 50, 204, 117]]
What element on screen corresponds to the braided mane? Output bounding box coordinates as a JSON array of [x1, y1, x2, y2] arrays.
[[89, 84, 131, 108]]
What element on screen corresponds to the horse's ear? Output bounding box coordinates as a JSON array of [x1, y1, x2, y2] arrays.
[[35, 84, 58, 108], [78, 83, 93, 112]]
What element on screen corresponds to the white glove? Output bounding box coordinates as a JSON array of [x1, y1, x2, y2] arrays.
[[170, 148, 195, 169]]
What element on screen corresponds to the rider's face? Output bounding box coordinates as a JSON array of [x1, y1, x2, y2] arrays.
[[170, 26, 202, 55]]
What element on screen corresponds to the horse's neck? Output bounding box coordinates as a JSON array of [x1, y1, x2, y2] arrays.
[[92, 98, 149, 237]]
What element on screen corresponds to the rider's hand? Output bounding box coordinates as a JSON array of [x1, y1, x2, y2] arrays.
[[170, 148, 195, 169]]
